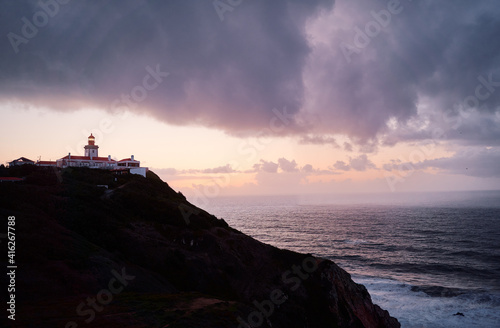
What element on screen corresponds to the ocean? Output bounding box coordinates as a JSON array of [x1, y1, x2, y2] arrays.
[[198, 190, 500, 328]]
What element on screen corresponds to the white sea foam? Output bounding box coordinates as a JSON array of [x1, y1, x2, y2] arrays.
[[343, 239, 369, 245], [354, 275, 500, 328]]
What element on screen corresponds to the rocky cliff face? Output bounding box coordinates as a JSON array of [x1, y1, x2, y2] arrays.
[[0, 166, 400, 327]]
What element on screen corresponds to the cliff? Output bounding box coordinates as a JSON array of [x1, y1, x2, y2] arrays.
[[0, 165, 400, 327]]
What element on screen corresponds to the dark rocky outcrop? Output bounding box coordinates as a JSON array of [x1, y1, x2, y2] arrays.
[[0, 166, 400, 327]]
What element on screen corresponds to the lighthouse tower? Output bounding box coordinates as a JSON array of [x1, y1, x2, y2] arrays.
[[84, 133, 99, 159]]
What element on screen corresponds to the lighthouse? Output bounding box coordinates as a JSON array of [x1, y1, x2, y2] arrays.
[[84, 133, 99, 159], [49, 132, 147, 176]]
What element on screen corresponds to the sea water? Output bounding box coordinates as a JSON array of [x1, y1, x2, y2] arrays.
[[199, 191, 500, 328]]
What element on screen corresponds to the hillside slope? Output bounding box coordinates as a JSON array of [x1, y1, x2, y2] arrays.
[[0, 166, 400, 328]]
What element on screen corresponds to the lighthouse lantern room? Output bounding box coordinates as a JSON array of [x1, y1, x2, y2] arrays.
[[84, 133, 99, 159]]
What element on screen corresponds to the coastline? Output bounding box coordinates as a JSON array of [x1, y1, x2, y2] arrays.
[[0, 166, 400, 327], [200, 193, 500, 328]]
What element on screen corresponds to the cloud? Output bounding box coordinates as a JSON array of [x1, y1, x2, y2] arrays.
[[301, 163, 314, 173], [0, 0, 332, 136], [201, 164, 237, 174], [350, 154, 376, 171], [333, 154, 376, 172], [419, 148, 500, 178], [278, 157, 299, 172], [152, 167, 178, 175], [333, 161, 350, 171], [343, 142, 353, 152], [383, 107, 500, 147], [155, 164, 239, 176], [253, 159, 279, 173], [383, 147, 500, 178], [255, 158, 340, 175], [1, 0, 499, 147], [298, 135, 339, 147], [303, 0, 500, 144], [168, 158, 340, 177]]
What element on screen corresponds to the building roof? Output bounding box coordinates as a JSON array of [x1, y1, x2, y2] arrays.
[[10, 157, 34, 163], [60, 155, 116, 162], [118, 158, 139, 162]]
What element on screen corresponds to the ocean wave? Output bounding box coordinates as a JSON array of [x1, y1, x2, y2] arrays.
[[342, 239, 369, 245], [353, 275, 500, 328], [409, 285, 466, 298]]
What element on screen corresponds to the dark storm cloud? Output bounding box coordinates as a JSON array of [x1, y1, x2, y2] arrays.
[[1, 0, 499, 145], [383, 108, 500, 147], [305, 0, 500, 144], [0, 0, 332, 135]]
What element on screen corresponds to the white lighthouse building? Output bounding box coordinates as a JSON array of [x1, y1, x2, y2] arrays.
[[51, 134, 147, 177], [84, 133, 99, 158]]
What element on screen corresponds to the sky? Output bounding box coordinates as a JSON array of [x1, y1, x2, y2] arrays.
[[1, 0, 500, 200]]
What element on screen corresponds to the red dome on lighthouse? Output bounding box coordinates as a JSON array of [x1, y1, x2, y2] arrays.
[[88, 133, 95, 145]]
